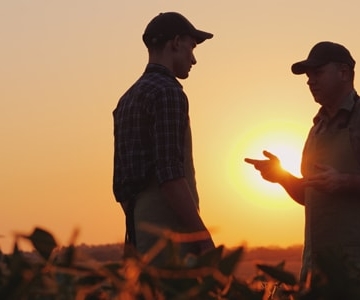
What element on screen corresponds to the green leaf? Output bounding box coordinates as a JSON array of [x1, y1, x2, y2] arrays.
[[275, 260, 286, 270], [195, 244, 224, 268], [218, 246, 244, 276], [57, 245, 76, 267], [27, 227, 57, 260], [256, 263, 297, 285]]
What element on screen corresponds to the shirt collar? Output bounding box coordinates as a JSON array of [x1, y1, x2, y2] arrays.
[[144, 63, 183, 88], [145, 63, 174, 77], [313, 90, 357, 125]]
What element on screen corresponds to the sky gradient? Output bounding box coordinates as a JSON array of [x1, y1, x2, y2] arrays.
[[2, 0, 360, 253]]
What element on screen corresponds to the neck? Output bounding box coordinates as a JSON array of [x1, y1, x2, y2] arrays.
[[148, 49, 174, 75], [323, 87, 354, 117]]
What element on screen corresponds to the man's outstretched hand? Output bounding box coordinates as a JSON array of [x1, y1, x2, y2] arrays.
[[244, 150, 285, 183]]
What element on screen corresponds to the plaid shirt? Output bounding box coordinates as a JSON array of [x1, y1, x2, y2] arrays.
[[113, 64, 189, 202]]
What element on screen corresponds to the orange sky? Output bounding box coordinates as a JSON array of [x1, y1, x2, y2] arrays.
[[2, 0, 360, 254]]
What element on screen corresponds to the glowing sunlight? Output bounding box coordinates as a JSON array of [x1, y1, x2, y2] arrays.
[[227, 120, 307, 210]]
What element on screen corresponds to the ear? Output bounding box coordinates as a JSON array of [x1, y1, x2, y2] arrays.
[[339, 64, 352, 81], [170, 35, 181, 51]]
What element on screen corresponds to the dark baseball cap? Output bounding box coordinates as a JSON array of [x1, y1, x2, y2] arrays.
[[142, 12, 213, 47], [291, 41, 356, 75]]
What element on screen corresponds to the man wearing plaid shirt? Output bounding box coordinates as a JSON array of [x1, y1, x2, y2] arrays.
[[113, 12, 215, 266]]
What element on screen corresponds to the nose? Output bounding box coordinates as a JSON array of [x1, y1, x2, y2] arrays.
[[306, 75, 314, 86], [192, 53, 197, 65]]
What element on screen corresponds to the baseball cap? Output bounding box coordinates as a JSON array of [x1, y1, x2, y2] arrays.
[[291, 41, 356, 75], [142, 12, 213, 47]]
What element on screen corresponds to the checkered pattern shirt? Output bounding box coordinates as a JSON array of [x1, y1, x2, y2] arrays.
[[113, 64, 189, 201]]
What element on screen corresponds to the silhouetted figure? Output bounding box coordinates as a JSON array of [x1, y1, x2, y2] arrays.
[[112, 12, 215, 266], [245, 42, 360, 295]]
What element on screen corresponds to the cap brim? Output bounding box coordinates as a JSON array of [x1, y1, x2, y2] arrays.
[[291, 59, 326, 75], [193, 30, 213, 44]]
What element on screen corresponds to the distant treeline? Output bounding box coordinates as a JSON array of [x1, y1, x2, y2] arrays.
[[19, 243, 303, 280], [57, 243, 303, 263]]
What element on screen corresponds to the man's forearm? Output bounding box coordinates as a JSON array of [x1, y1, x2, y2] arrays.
[[278, 171, 305, 206]]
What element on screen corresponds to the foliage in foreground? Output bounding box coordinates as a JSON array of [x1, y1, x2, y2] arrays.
[[1, 227, 360, 299]]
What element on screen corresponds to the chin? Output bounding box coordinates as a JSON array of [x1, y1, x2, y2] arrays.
[[177, 73, 189, 80], [314, 97, 324, 105], [311, 93, 322, 104]]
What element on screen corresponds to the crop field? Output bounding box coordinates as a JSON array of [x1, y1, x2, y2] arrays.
[[0, 227, 358, 299]]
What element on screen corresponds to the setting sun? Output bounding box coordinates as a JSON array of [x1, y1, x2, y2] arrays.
[[227, 120, 308, 210]]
